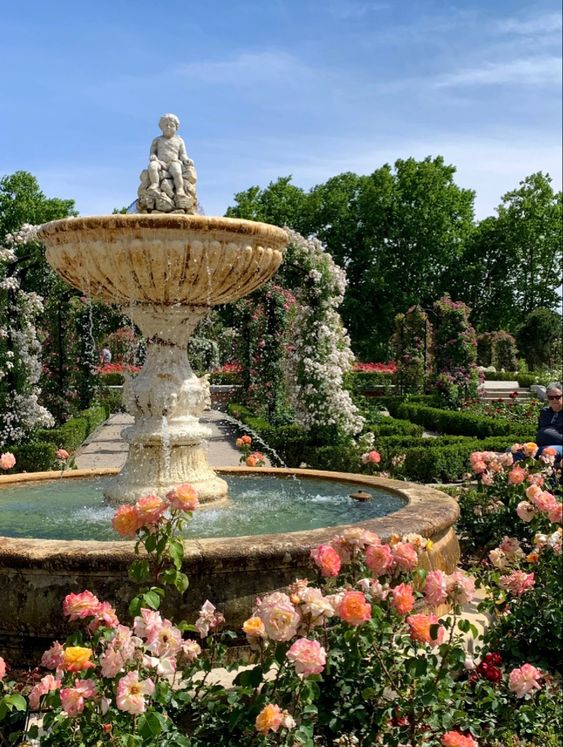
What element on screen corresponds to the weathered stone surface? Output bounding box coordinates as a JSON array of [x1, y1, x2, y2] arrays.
[[37, 214, 288, 505], [0, 468, 459, 663]]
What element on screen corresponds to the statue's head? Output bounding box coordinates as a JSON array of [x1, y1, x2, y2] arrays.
[[159, 113, 180, 136]]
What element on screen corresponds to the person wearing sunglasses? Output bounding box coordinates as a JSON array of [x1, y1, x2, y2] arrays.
[[536, 382, 563, 461]]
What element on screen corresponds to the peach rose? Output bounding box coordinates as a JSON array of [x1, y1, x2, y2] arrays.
[[407, 613, 445, 646], [0, 452, 16, 470], [336, 590, 371, 626], [63, 591, 101, 621], [311, 544, 341, 577], [424, 570, 448, 607], [255, 704, 295, 734], [365, 543, 394, 576], [167, 482, 200, 512], [135, 495, 167, 526], [286, 638, 326, 676], [392, 542, 418, 571], [391, 583, 415, 615], [112, 504, 141, 537]]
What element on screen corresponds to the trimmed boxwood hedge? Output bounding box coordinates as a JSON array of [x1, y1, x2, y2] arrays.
[[394, 402, 534, 439], [5, 405, 109, 474], [227, 402, 534, 482]]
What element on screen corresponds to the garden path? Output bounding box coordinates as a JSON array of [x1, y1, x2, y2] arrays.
[[74, 410, 245, 470]]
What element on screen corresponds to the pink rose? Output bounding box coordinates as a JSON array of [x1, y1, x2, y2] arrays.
[[531, 491, 558, 514], [28, 674, 61, 709], [63, 591, 101, 621], [134, 495, 167, 527], [256, 592, 301, 641], [472, 460, 487, 475], [116, 671, 155, 714], [446, 571, 475, 605], [310, 544, 341, 577], [548, 502, 562, 524], [441, 731, 479, 747], [516, 501, 536, 523], [167, 483, 200, 512], [0, 656, 5, 680], [499, 570, 535, 597], [365, 543, 395, 576], [40, 641, 64, 670], [361, 450, 381, 465], [424, 570, 448, 607], [194, 600, 224, 639], [286, 638, 326, 676], [508, 663, 542, 698], [56, 448, 70, 460], [0, 452, 16, 470]]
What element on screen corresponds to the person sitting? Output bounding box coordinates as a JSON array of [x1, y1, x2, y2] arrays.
[[536, 381, 563, 461]]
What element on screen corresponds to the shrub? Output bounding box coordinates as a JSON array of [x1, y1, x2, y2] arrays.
[[492, 330, 518, 371], [396, 402, 533, 438], [343, 370, 395, 396], [517, 307, 562, 370], [391, 305, 432, 393], [8, 441, 57, 472], [477, 332, 496, 367], [432, 296, 479, 406]]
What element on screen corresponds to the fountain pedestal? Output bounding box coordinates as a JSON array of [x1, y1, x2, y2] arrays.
[[37, 214, 288, 505]]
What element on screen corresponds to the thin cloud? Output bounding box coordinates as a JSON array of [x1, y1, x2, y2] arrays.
[[495, 12, 562, 35], [324, 0, 390, 19], [177, 51, 313, 86], [434, 56, 562, 88]]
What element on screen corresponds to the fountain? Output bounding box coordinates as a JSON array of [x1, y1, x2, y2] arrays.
[[0, 115, 460, 661]]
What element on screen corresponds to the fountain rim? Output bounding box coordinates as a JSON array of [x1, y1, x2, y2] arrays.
[[0, 467, 459, 562], [36, 213, 289, 245]]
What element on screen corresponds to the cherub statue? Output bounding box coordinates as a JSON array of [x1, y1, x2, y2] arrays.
[[137, 113, 198, 214]]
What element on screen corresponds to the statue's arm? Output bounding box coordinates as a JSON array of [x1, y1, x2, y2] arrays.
[[178, 137, 191, 164], [149, 137, 160, 161]]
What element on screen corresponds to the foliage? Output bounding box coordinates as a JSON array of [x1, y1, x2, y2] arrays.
[[391, 305, 432, 393], [234, 284, 295, 424], [458, 448, 562, 668], [187, 337, 220, 374], [10, 490, 562, 746], [0, 225, 55, 446], [490, 331, 518, 371], [225, 159, 476, 359], [477, 332, 495, 368], [516, 307, 563, 371], [431, 296, 479, 408], [461, 398, 540, 430], [456, 173, 562, 333], [281, 230, 363, 442]]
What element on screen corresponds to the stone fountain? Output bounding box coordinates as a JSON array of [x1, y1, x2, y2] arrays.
[[37, 114, 288, 504]]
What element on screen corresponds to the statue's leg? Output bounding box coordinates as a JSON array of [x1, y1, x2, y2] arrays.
[[148, 162, 161, 191], [169, 162, 186, 195]]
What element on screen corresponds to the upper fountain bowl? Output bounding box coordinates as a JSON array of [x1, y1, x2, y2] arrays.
[[37, 214, 288, 307]]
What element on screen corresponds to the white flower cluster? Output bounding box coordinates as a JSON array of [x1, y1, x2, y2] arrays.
[[0, 226, 54, 446], [283, 230, 363, 439]]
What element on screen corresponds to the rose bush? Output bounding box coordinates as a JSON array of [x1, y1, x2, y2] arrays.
[[10, 486, 560, 746]]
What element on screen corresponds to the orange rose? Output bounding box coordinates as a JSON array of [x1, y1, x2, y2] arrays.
[[336, 591, 371, 626], [168, 483, 199, 512], [242, 616, 267, 639], [63, 646, 95, 672], [134, 495, 167, 526]]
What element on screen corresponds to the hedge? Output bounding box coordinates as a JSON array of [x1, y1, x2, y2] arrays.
[[482, 371, 545, 387], [8, 442, 58, 473], [344, 371, 395, 396], [394, 402, 533, 439], [399, 436, 534, 483], [5, 405, 110, 474]]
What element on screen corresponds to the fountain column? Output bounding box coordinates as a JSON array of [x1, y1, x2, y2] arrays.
[[103, 304, 229, 505]]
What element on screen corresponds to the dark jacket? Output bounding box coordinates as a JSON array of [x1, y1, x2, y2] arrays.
[[536, 407, 563, 447]]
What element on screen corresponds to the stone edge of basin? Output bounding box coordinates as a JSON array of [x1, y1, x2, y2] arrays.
[[0, 467, 459, 567], [37, 214, 288, 247]]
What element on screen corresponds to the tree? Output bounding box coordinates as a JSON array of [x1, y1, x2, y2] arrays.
[[456, 173, 562, 332], [225, 176, 311, 236], [517, 307, 563, 371]]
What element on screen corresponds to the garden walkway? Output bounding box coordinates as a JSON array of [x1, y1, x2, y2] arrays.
[[74, 410, 244, 470]]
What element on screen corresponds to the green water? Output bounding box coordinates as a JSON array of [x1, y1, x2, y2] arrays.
[[0, 474, 405, 541]]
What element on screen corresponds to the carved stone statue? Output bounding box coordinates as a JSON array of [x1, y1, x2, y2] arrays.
[[137, 113, 198, 214]]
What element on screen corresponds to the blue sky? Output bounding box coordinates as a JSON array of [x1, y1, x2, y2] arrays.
[[1, 0, 561, 220]]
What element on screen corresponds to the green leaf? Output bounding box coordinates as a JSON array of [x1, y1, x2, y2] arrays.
[[169, 539, 184, 570], [4, 694, 26, 711], [128, 558, 150, 583], [233, 665, 263, 688], [143, 590, 162, 609], [138, 710, 166, 738]]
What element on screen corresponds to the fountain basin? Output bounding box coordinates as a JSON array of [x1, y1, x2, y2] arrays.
[[0, 467, 459, 662]]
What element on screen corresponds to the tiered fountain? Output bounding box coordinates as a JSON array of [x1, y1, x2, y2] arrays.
[[0, 115, 460, 661]]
